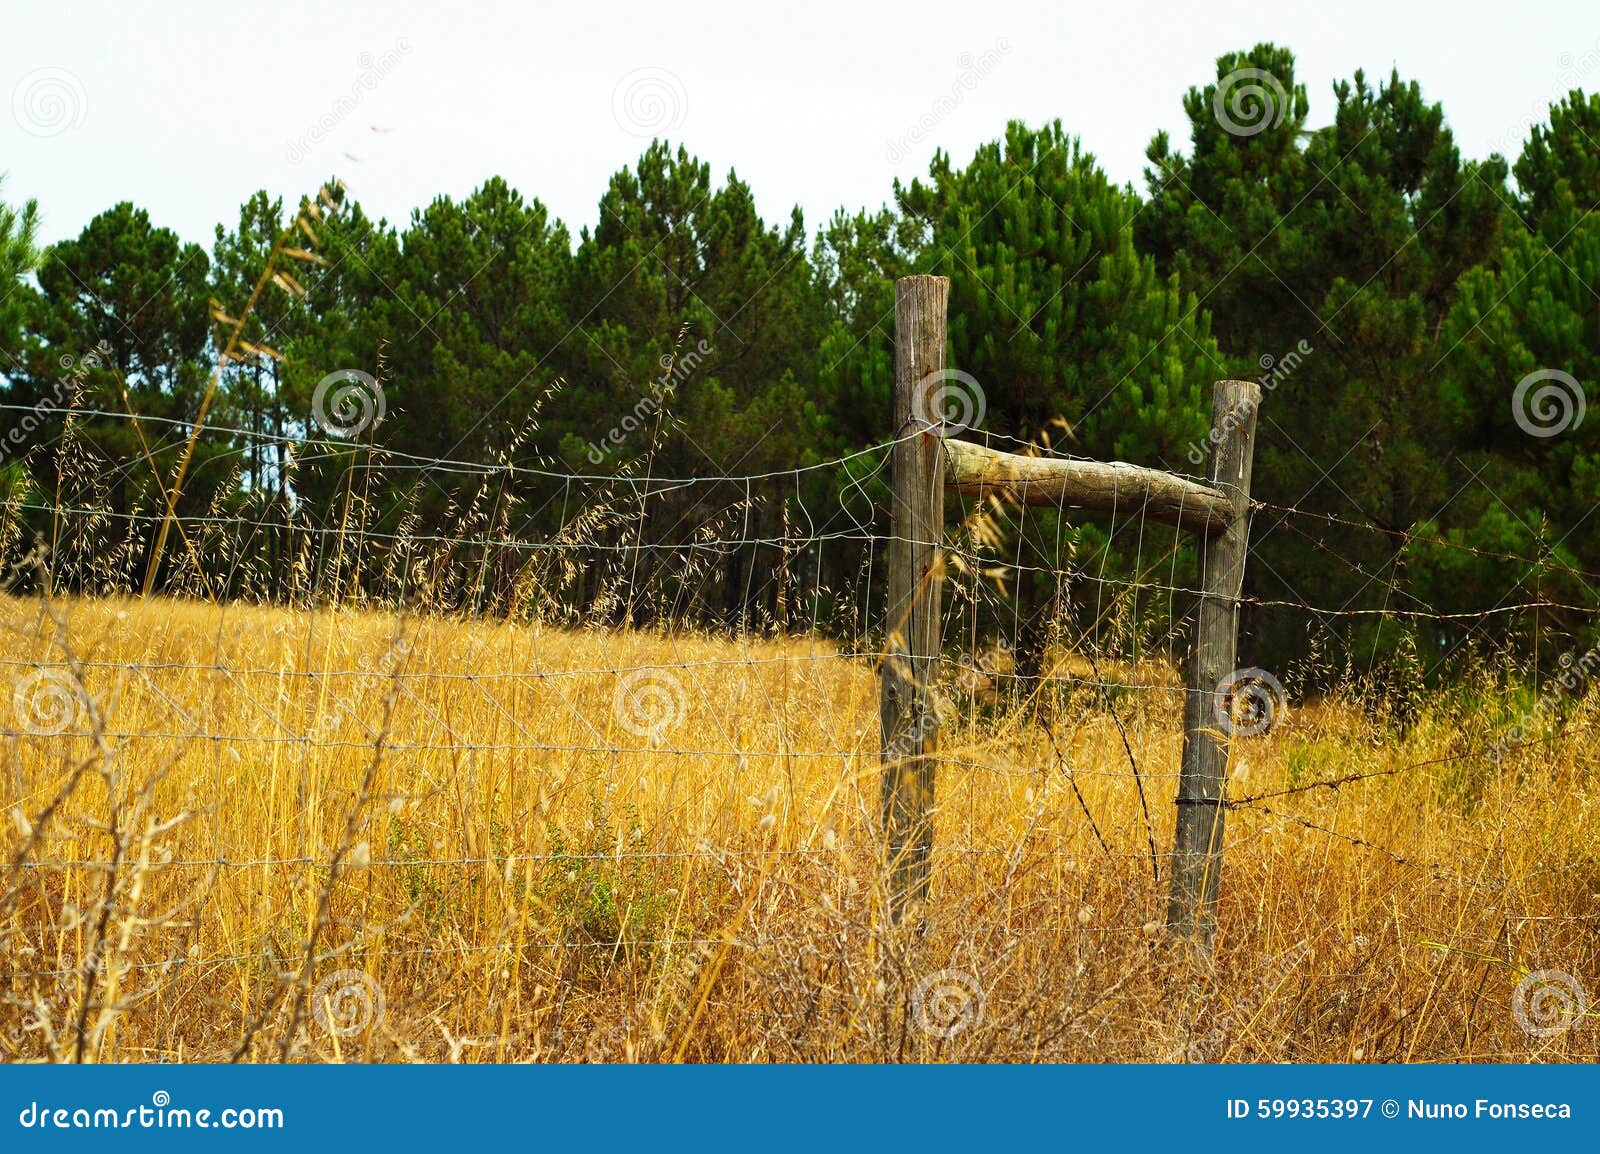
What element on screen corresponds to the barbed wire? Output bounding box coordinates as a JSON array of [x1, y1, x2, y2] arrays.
[[0, 403, 917, 487], [13, 845, 1170, 872], [8, 403, 1593, 625], [1256, 498, 1600, 585], [4, 915, 1206, 987], [1, 406, 1592, 1046]]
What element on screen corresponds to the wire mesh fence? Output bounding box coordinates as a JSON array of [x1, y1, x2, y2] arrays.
[[1, 398, 1596, 1063]]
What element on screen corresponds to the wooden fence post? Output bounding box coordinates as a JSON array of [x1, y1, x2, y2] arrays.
[[881, 274, 949, 923], [1167, 379, 1262, 946]]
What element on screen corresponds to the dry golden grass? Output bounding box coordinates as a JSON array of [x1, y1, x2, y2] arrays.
[[1, 593, 1596, 1062]]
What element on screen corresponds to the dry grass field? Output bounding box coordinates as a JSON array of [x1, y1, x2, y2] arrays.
[[1, 593, 1596, 1062]]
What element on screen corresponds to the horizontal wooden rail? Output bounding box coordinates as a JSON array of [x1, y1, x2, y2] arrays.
[[944, 438, 1234, 535]]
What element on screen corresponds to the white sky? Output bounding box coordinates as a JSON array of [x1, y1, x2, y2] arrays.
[[2, 0, 1595, 249]]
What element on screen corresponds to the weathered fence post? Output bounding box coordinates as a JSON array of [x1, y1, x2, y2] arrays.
[[881, 274, 949, 923], [1167, 379, 1262, 946]]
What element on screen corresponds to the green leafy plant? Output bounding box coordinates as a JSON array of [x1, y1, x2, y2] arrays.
[[539, 790, 681, 970]]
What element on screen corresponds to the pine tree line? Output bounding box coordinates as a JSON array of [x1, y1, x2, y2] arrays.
[[2, 45, 1597, 683]]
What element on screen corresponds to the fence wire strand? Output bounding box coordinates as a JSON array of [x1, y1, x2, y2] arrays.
[[0, 403, 1591, 1060]]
